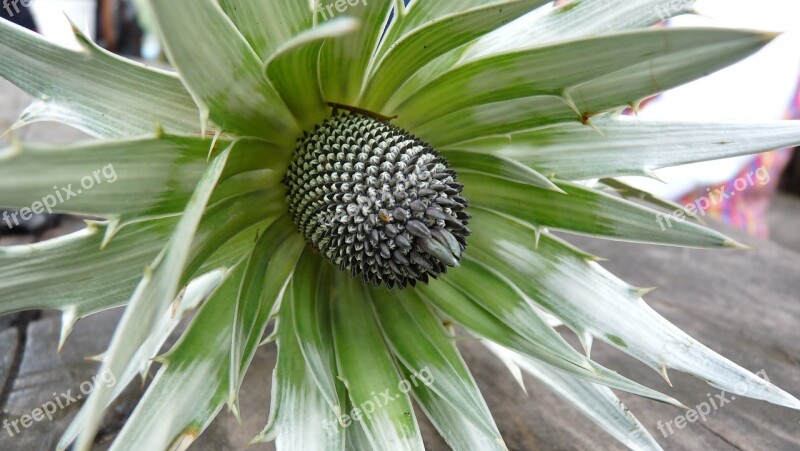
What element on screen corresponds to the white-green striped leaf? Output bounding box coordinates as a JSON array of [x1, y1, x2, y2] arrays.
[[100, 264, 244, 451], [0, 188, 280, 343], [319, 0, 394, 104], [0, 135, 220, 222], [445, 150, 562, 192], [396, 28, 757, 128], [360, 0, 549, 110], [58, 268, 227, 449], [466, 0, 697, 59], [371, 287, 504, 446], [469, 210, 800, 410], [461, 172, 739, 248], [387, 0, 695, 111], [456, 115, 800, 180], [486, 343, 662, 451], [331, 271, 425, 451], [291, 251, 346, 417], [413, 30, 774, 147], [376, 0, 485, 57], [266, 18, 360, 129], [229, 216, 303, 408], [219, 0, 313, 61], [256, 288, 345, 450], [397, 363, 507, 451], [419, 265, 681, 406], [0, 219, 172, 320], [149, 0, 296, 141], [72, 147, 231, 451], [0, 19, 199, 138]]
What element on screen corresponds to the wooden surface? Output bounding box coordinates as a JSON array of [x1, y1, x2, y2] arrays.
[[1, 80, 799, 450]]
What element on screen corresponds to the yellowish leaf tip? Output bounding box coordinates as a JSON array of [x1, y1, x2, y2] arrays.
[[549, 183, 568, 195], [64, 14, 96, 52], [152, 352, 171, 365], [228, 399, 242, 423], [251, 426, 276, 445], [724, 239, 752, 250], [84, 352, 105, 362], [658, 364, 673, 387], [0, 121, 22, 141], [100, 217, 121, 249], [643, 168, 666, 183], [58, 308, 79, 352], [580, 332, 593, 358], [560, 89, 581, 117], [759, 31, 782, 43], [629, 100, 642, 115], [3, 132, 23, 158], [170, 428, 199, 451], [636, 286, 658, 297]]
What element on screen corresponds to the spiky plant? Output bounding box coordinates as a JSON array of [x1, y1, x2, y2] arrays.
[[1, 0, 799, 449]]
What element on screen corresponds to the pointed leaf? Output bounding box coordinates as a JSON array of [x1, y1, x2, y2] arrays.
[[101, 264, 245, 451], [397, 363, 507, 451], [361, 0, 549, 109], [219, 0, 313, 61], [59, 269, 227, 449], [445, 150, 561, 192], [73, 147, 231, 450], [0, 135, 223, 221], [419, 266, 681, 406], [458, 115, 800, 180], [467, 0, 697, 59], [486, 343, 663, 451], [388, 0, 695, 111], [266, 18, 360, 129], [461, 172, 739, 248], [371, 287, 503, 445], [469, 209, 800, 410], [0, 219, 172, 318], [318, 0, 394, 104], [0, 19, 199, 138], [289, 250, 346, 417], [331, 271, 425, 451], [149, 0, 296, 141], [230, 216, 303, 405], [256, 288, 345, 450], [414, 30, 774, 146], [397, 28, 759, 128]]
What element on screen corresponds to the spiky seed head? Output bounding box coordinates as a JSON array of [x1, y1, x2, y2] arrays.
[[284, 112, 470, 288]]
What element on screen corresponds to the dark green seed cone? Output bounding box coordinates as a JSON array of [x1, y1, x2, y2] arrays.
[[284, 112, 470, 288]]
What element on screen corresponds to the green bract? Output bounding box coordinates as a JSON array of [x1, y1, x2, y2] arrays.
[[1, 1, 799, 450]]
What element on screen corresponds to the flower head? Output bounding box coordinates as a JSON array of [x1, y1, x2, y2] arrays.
[[285, 111, 469, 288]]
